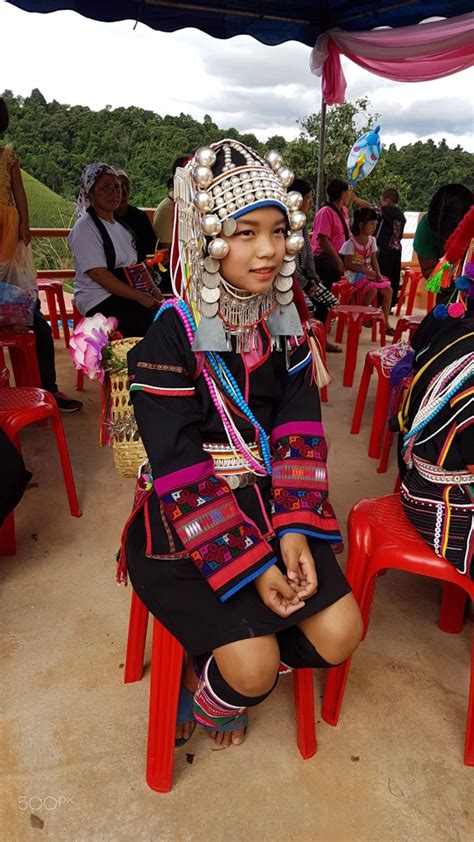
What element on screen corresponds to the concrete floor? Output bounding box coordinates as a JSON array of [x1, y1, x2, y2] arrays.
[[1, 326, 473, 842]]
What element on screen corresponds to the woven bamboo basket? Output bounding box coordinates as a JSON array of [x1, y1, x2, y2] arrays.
[[106, 337, 147, 478]]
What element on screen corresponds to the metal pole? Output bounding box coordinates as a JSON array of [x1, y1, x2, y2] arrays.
[[315, 96, 327, 212]]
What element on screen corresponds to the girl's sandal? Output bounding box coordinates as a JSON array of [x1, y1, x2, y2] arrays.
[[175, 686, 197, 747]]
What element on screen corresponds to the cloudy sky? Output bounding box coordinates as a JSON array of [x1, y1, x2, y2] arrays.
[[1, 3, 473, 151]]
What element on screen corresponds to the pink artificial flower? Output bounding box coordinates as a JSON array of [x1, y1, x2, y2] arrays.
[[69, 313, 118, 383]]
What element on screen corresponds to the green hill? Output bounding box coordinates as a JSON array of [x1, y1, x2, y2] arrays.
[[22, 170, 75, 229]]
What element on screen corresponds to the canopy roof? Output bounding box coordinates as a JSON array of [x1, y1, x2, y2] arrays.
[[6, 1, 474, 47]]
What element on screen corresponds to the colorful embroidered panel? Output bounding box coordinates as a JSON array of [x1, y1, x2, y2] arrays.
[[158, 470, 276, 601], [271, 429, 342, 542]]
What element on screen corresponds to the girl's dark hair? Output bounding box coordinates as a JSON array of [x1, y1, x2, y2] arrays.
[[292, 178, 312, 198], [0, 98, 9, 134], [427, 183, 473, 243], [351, 207, 378, 235], [327, 178, 349, 202]]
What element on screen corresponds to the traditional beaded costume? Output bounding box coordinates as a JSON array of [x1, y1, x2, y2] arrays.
[[120, 140, 350, 655]]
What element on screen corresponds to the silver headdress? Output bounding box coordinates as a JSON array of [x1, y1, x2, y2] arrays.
[[170, 139, 306, 353]]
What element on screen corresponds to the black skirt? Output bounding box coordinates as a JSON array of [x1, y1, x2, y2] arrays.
[[126, 509, 351, 655]]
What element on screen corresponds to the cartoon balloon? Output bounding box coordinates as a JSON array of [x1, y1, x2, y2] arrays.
[[347, 125, 381, 187]]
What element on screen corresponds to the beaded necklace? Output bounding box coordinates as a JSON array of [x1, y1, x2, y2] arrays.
[[155, 299, 272, 476], [403, 353, 474, 444]]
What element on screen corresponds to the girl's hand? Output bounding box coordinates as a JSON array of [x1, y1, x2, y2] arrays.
[[254, 566, 305, 618], [19, 222, 31, 246], [135, 290, 158, 309], [280, 533, 318, 599]]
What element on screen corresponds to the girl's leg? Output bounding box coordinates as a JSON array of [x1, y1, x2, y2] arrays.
[[291, 593, 362, 668], [194, 635, 280, 748], [380, 286, 394, 327], [362, 288, 375, 306]]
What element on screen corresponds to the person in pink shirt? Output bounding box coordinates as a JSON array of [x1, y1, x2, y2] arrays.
[[311, 178, 352, 292]]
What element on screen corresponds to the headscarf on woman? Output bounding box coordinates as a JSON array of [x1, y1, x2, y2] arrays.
[[76, 162, 119, 216]]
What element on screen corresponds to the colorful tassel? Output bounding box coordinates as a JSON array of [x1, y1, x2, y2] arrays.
[[426, 261, 452, 293]]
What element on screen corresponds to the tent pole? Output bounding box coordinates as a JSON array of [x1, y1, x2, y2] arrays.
[[316, 95, 326, 211]]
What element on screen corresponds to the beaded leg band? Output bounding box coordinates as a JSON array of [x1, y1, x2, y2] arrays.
[[193, 656, 246, 730]]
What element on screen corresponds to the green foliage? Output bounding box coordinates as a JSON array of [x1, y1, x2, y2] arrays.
[[2, 89, 473, 225], [21, 170, 75, 270]]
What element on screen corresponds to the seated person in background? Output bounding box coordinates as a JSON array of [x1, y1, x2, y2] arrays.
[[0, 97, 81, 412], [396, 300, 474, 577], [292, 178, 340, 353], [311, 178, 351, 291], [376, 187, 406, 306], [0, 427, 32, 525], [114, 170, 156, 262], [340, 207, 394, 334], [414, 183, 473, 279], [68, 163, 157, 338]]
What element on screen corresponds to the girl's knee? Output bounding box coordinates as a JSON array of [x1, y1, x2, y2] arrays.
[[214, 638, 280, 698]]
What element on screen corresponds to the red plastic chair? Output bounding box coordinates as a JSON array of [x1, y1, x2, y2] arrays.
[[0, 330, 42, 388], [351, 351, 393, 459], [38, 279, 71, 348], [309, 318, 328, 403], [72, 305, 84, 392], [395, 270, 435, 317], [321, 495, 474, 766], [325, 305, 386, 388], [0, 387, 82, 555], [376, 376, 412, 474], [392, 313, 423, 345], [124, 588, 318, 792]]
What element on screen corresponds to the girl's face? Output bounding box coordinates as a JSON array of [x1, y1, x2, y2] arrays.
[[360, 219, 377, 236], [90, 173, 122, 214], [219, 207, 287, 295]]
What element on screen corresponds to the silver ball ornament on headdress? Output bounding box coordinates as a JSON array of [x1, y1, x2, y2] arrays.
[[285, 232, 305, 254], [201, 214, 222, 237], [265, 150, 283, 172], [195, 146, 217, 168], [276, 166, 294, 189], [194, 191, 214, 213], [192, 165, 213, 189], [289, 210, 306, 231], [286, 191, 303, 212], [208, 238, 230, 259]]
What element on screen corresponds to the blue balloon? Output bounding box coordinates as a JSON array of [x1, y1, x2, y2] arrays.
[[347, 125, 381, 186]]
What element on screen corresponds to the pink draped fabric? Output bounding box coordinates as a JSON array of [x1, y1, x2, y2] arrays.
[[310, 14, 474, 105]]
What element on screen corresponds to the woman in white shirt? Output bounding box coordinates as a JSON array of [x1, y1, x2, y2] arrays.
[[68, 163, 157, 337]]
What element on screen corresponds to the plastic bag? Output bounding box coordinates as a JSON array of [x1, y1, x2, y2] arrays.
[[0, 282, 37, 327], [0, 241, 37, 290]]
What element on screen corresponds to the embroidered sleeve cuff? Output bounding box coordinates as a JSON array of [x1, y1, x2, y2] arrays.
[[157, 465, 275, 602]]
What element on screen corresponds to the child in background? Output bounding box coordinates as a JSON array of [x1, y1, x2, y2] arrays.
[[376, 188, 406, 306], [340, 207, 394, 335]]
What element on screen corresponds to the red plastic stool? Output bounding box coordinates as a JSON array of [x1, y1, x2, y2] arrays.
[[124, 589, 318, 792], [376, 376, 412, 474], [72, 305, 84, 392], [38, 279, 71, 348], [0, 330, 41, 387], [395, 269, 435, 316], [325, 305, 386, 388], [351, 351, 393, 459], [309, 318, 328, 403], [321, 495, 474, 766], [0, 387, 82, 555], [392, 313, 423, 345]]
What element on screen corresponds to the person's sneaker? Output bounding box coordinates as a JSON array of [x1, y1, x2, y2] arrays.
[[52, 391, 83, 413]]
